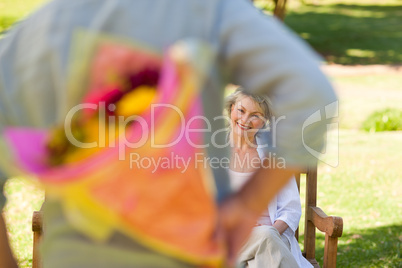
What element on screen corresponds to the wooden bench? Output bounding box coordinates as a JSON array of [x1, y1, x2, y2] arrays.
[[32, 166, 343, 268], [32, 210, 42, 268], [295, 166, 343, 268]]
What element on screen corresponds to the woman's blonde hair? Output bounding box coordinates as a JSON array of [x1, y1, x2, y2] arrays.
[[225, 87, 273, 128]]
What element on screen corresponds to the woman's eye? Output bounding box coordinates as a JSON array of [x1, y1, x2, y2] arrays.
[[237, 109, 244, 113]]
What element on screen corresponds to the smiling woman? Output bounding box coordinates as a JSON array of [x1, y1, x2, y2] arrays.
[[225, 88, 274, 173], [225, 89, 271, 172], [224, 88, 313, 268]]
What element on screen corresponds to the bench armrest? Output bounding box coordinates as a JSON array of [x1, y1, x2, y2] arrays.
[[32, 211, 43, 233], [307, 206, 343, 237]]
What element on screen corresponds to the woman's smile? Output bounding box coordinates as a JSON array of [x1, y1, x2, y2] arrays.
[[236, 122, 252, 131]]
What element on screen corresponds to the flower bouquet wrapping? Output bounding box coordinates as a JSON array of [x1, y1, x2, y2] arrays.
[[0, 31, 224, 267]]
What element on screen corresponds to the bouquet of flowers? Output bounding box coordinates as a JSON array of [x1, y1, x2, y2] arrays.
[[1, 31, 223, 267]]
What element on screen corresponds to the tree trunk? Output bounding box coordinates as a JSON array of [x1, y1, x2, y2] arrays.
[[273, 0, 287, 21]]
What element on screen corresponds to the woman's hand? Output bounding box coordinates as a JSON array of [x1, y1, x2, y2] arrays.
[[273, 220, 289, 235]]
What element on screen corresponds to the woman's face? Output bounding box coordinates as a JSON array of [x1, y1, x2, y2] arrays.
[[230, 96, 265, 138]]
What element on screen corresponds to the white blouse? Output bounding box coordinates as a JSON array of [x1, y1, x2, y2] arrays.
[[227, 169, 272, 226], [227, 168, 313, 268]]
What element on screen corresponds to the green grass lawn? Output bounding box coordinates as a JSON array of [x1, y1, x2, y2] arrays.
[[315, 130, 402, 267], [295, 128, 402, 267], [261, 0, 402, 65], [3, 178, 44, 268], [330, 74, 402, 130]]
